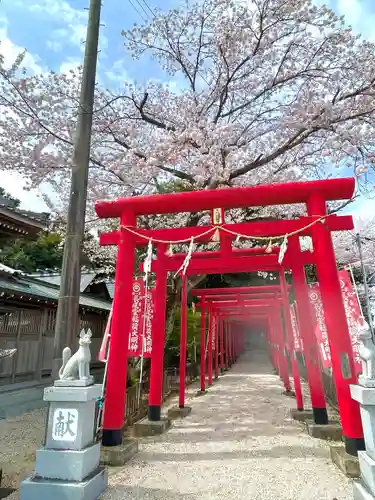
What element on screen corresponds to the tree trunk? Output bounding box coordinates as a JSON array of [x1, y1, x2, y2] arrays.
[[165, 275, 206, 344]]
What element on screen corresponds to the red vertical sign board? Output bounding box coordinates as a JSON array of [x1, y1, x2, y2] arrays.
[[128, 280, 144, 357], [99, 280, 154, 362], [338, 269, 362, 374], [143, 288, 154, 357], [98, 308, 112, 362], [308, 274, 363, 373], [308, 284, 332, 369], [211, 315, 216, 351], [128, 280, 154, 358], [290, 304, 302, 352]]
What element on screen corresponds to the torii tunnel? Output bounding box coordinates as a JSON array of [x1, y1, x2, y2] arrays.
[[95, 177, 364, 457]]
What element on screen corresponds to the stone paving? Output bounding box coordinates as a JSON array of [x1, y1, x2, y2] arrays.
[[103, 350, 352, 500]]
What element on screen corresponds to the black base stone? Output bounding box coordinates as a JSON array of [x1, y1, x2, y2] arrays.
[[345, 436, 365, 457], [283, 390, 296, 398], [102, 428, 123, 447], [313, 407, 329, 425], [0, 488, 16, 499], [195, 390, 208, 397], [148, 405, 161, 422]]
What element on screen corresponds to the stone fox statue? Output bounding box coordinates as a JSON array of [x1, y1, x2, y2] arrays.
[[59, 329, 92, 381], [358, 321, 375, 382]]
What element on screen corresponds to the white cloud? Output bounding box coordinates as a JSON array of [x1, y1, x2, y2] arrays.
[[0, 171, 49, 212], [105, 59, 132, 85], [335, 0, 375, 42], [352, 197, 375, 227], [60, 57, 81, 73], [25, 0, 108, 54], [46, 39, 63, 52], [0, 18, 44, 74]]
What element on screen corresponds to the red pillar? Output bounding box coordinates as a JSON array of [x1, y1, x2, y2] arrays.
[[179, 274, 188, 408], [200, 298, 206, 393], [267, 316, 278, 372], [229, 323, 233, 365], [214, 313, 219, 378], [290, 237, 328, 425], [219, 317, 225, 372], [148, 244, 168, 421], [273, 308, 291, 392], [280, 272, 304, 411], [308, 194, 364, 455], [225, 320, 230, 370], [102, 212, 136, 446], [208, 304, 213, 386], [232, 324, 236, 363]]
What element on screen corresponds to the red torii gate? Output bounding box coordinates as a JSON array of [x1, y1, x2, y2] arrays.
[[140, 247, 326, 426], [141, 249, 314, 418], [194, 288, 301, 408], [95, 177, 363, 456]]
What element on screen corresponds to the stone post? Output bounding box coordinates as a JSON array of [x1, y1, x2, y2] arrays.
[[350, 322, 375, 498], [21, 384, 108, 499], [20, 331, 108, 499]]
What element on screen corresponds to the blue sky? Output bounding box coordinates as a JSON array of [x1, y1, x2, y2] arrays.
[[1, 0, 375, 223]]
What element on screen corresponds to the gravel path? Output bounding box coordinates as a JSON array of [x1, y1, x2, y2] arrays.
[[104, 350, 352, 500], [0, 408, 47, 492]]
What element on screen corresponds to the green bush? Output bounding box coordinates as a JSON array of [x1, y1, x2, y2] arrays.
[[165, 309, 202, 367]]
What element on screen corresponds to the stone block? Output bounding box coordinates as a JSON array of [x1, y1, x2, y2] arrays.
[[100, 439, 138, 466], [195, 390, 208, 397], [44, 385, 102, 403], [283, 390, 296, 398], [306, 421, 342, 441], [0, 488, 16, 500], [351, 385, 375, 406], [133, 418, 171, 437], [290, 409, 314, 422], [20, 466, 108, 500], [330, 445, 360, 478], [168, 407, 192, 420], [359, 451, 375, 495], [54, 378, 94, 388], [36, 443, 100, 482], [353, 480, 375, 500], [350, 385, 375, 462], [45, 400, 98, 451]]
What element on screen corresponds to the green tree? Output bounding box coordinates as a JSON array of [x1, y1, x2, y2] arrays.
[[165, 309, 201, 367], [0, 232, 64, 272], [0, 187, 20, 207]]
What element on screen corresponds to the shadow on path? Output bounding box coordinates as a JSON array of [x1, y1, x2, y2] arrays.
[[104, 349, 352, 500]]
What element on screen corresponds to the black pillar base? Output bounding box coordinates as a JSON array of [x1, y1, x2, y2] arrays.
[[148, 405, 161, 421], [102, 428, 123, 447], [297, 407, 304, 411], [344, 436, 365, 457], [313, 407, 329, 425]]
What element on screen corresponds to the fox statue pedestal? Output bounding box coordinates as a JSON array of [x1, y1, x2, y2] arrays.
[[20, 330, 108, 500], [351, 322, 375, 500]]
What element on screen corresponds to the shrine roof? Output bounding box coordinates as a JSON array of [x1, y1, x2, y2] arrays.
[[0, 270, 111, 312], [0, 197, 49, 237], [28, 271, 98, 293]]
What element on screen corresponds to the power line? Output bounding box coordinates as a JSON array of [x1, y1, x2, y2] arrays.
[[126, 0, 210, 87], [137, 0, 157, 18], [127, 0, 148, 22], [132, 0, 153, 20]]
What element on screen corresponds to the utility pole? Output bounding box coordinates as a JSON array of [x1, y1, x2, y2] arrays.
[[52, 0, 102, 377], [356, 233, 374, 337]]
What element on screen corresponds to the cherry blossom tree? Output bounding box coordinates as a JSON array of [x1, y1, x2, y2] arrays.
[[1, 0, 375, 225]]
